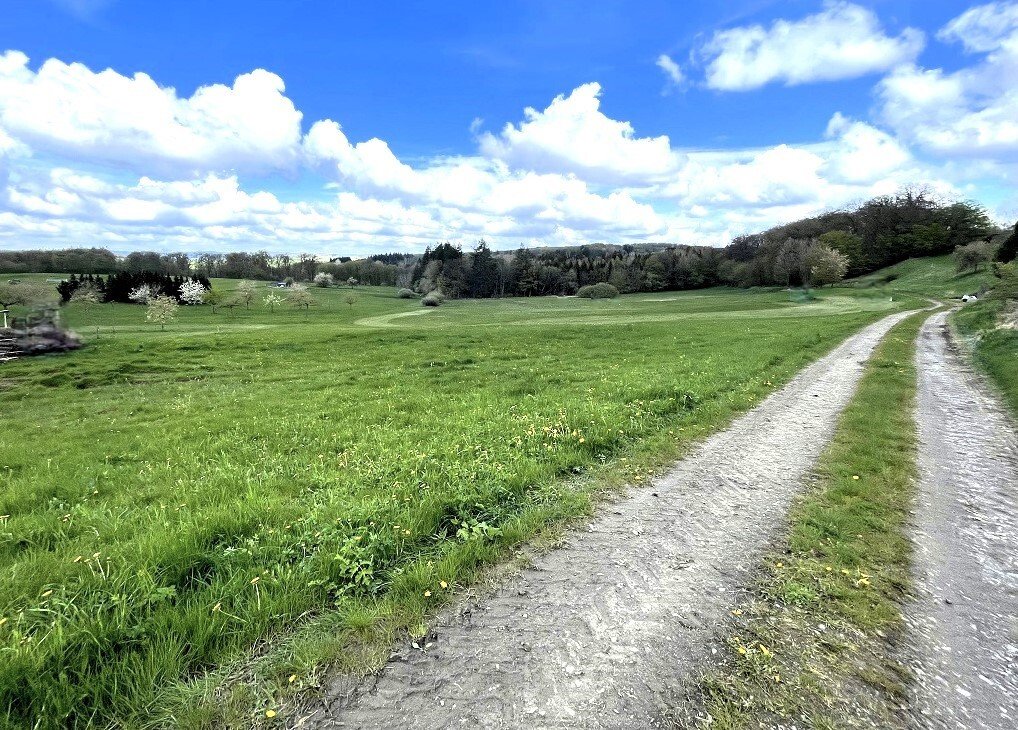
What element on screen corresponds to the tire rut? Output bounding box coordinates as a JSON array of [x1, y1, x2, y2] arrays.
[[906, 311, 1018, 729], [299, 310, 915, 730]]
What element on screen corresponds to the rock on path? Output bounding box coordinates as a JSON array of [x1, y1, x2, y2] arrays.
[[301, 311, 915, 730], [907, 311, 1018, 729]]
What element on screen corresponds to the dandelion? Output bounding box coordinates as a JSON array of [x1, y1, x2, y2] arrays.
[[423, 590, 432, 597], [265, 709, 277, 718], [440, 581, 448, 589], [250, 576, 260, 585], [737, 646, 747, 655], [852, 475, 860, 480], [288, 674, 297, 683]]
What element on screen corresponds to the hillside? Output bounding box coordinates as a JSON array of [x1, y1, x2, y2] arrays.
[[846, 254, 994, 299]]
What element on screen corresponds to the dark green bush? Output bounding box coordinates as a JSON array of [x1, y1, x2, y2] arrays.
[[576, 283, 619, 299]]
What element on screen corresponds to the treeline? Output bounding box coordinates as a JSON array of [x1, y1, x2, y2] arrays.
[[57, 272, 211, 304], [2, 192, 1004, 299], [724, 190, 997, 285], [406, 192, 999, 298]]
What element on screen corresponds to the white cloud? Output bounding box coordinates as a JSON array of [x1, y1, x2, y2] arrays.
[[701, 2, 924, 91], [878, 3, 1018, 158], [656, 54, 684, 87], [0, 48, 990, 255], [477, 82, 682, 183], [0, 50, 303, 174], [937, 1, 1018, 52], [304, 115, 667, 236], [823, 113, 911, 183]]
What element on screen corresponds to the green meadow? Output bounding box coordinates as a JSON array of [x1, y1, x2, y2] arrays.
[[0, 281, 912, 727]]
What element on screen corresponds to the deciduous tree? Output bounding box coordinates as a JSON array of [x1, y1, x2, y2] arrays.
[[146, 296, 178, 330]]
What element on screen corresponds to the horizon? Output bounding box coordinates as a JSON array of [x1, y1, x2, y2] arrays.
[[1, 0, 1015, 257]]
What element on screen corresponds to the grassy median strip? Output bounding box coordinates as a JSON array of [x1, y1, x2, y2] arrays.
[[676, 310, 931, 729]]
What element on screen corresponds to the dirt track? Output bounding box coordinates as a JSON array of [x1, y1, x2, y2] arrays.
[[907, 311, 1018, 729], [300, 310, 915, 730]]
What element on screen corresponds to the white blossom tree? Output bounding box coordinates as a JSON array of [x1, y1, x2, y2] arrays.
[[178, 279, 207, 305], [313, 272, 334, 288], [128, 284, 154, 304]]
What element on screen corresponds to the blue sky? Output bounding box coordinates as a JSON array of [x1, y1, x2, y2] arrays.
[[0, 0, 1014, 255]]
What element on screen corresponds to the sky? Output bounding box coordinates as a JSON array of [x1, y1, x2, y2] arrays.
[[0, 0, 1015, 256]]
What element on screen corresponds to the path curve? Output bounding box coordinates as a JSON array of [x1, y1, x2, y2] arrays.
[[907, 311, 1018, 729], [301, 310, 915, 730]]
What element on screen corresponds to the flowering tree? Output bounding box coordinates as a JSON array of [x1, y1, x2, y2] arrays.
[[264, 292, 284, 312], [146, 296, 178, 330], [178, 279, 207, 305], [313, 272, 334, 288], [806, 244, 850, 287], [234, 280, 258, 309], [287, 284, 315, 311], [128, 284, 154, 304]]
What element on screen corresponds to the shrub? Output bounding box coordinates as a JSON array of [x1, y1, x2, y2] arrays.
[[576, 283, 619, 299], [396, 288, 418, 299], [422, 291, 444, 307], [313, 272, 335, 288]]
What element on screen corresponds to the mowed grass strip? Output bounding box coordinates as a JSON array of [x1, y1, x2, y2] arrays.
[[0, 287, 903, 728], [681, 310, 930, 729]]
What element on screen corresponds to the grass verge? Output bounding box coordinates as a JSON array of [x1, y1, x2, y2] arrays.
[[953, 298, 1018, 416], [674, 310, 931, 729]]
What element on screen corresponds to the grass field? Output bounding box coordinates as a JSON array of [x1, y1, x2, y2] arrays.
[[0, 280, 912, 727], [846, 254, 993, 299]]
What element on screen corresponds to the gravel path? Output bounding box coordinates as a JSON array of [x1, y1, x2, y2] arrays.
[[301, 311, 914, 730], [907, 311, 1018, 729]]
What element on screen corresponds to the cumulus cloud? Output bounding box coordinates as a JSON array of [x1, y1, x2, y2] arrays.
[[878, 3, 1018, 158], [0, 47, 979, 255], [305, 117, 666, 236], [701, 1, 924, 91], [823, 113, 911, 183], [477, 83, 682, 183], [0, 50, 303, 173]]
